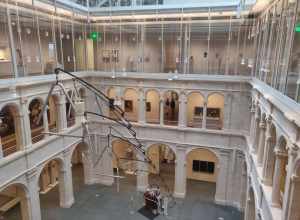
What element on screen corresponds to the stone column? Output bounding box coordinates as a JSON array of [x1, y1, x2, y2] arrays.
[[43, 110, 49, 137], [282, 143, 299, 220], [271, 149, 287, 207], [262, 116, 273, 185], [59, 152, 74, 208], [252, 108, 260, 153], [56, 95, 67, 132], [138, 88, 146, 124], [75, 100, 86, 124], [178, 91, 187, 128], [202, 101, 207, 129], [174, 146, 187, 198], [159, 97, 164, 126], [215, 150, 230, 205], [257, 120, 266, 166], [20, 99, 32, 147], [136, 153, 148, 192], [26, 169, 42, 220]]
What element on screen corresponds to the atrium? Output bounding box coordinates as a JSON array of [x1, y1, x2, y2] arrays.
[[0, 0, 299, 220]]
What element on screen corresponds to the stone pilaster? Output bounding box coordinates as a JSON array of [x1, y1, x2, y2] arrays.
[[173, 146, 187, 198], [202, 101, 207, 129], [257, 120, 266, 166], [56, 95, 67, 132], [271, 149, 287, 207], [252, 107, 260, 153], [138, 88, 146, 124], [262, 115, 273, 185], [159, 97, 164, 125]]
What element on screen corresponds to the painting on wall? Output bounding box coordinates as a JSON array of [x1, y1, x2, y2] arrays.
[[194, 106, 203, 117], [146, 102, 151, 112], [206, 108, 220, 119], [124, 100, 133, 112]]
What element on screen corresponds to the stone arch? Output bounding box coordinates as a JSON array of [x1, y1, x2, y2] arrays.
[[186, 92, 205, 128], [163, 90, 179, 126], [66, 90, 76, 127], [186, 147, 219, 183], [0, 103, 22, 156], [123, 88, 139, 122], [145, 89, 160, 124], [146, 143, 176, 193], [70, 142, 89, 188], [28, 98, 45, 143], [206, 92, 224, 129], [37, 156, 72, 209], [0, 182, 30, 220], [111, 139, 138, 175]]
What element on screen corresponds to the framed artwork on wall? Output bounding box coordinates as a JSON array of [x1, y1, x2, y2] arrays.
[[194, 106, 203, 116], [146, 102, 151, 112], [124, 100, 133, 112], [206, 108, 220, 119]]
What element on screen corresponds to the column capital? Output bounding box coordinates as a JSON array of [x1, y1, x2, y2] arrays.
[[288, 142, 299, 156], [259, 121, 266, 129], [274, 148, 288, 158], [266, 115, 272, 124]]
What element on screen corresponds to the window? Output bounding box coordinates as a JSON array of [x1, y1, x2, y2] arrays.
[[192, 160, 215, 174]]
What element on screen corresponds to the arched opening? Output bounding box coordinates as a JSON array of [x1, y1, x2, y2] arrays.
[[275, 136, 288, 207], [123, 88, 138, 122], [264, 124, 277, 186], [38, 159, 64, 216], [71, 142, 88, 192], [145, 90, 160, 124], [112, 139, 137, 190], [187, 92, 205, 128], [0, 184, 30, 220], [48, 95, 58, 132], [66, 90, 76, 127], [107, 87, 117, 118], [29, 98, 45, 143], [206, 93, 224, 130], [0, 104, 21, 157], [147, 144, 176, 193], [186, 148, 219, 200], [163, 91, 179, 126]]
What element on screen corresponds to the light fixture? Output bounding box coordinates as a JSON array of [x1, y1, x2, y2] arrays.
[[26, 28, 31, 35]]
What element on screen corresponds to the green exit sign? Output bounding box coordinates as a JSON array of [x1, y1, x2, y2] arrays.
[[89, 32, 101, 41], [295, 24, 300, 32]]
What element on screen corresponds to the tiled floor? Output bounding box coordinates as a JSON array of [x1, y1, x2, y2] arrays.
[[3, 164, 243, 220]]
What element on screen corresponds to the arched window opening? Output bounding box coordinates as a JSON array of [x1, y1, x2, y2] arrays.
[[206, 93, 224, 130], [0, 104, 20, 156], [163, 91, 179, 126], [187, 92, 204, 128], [145, 90, 160, 124], [29, 98, 45, 143]]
